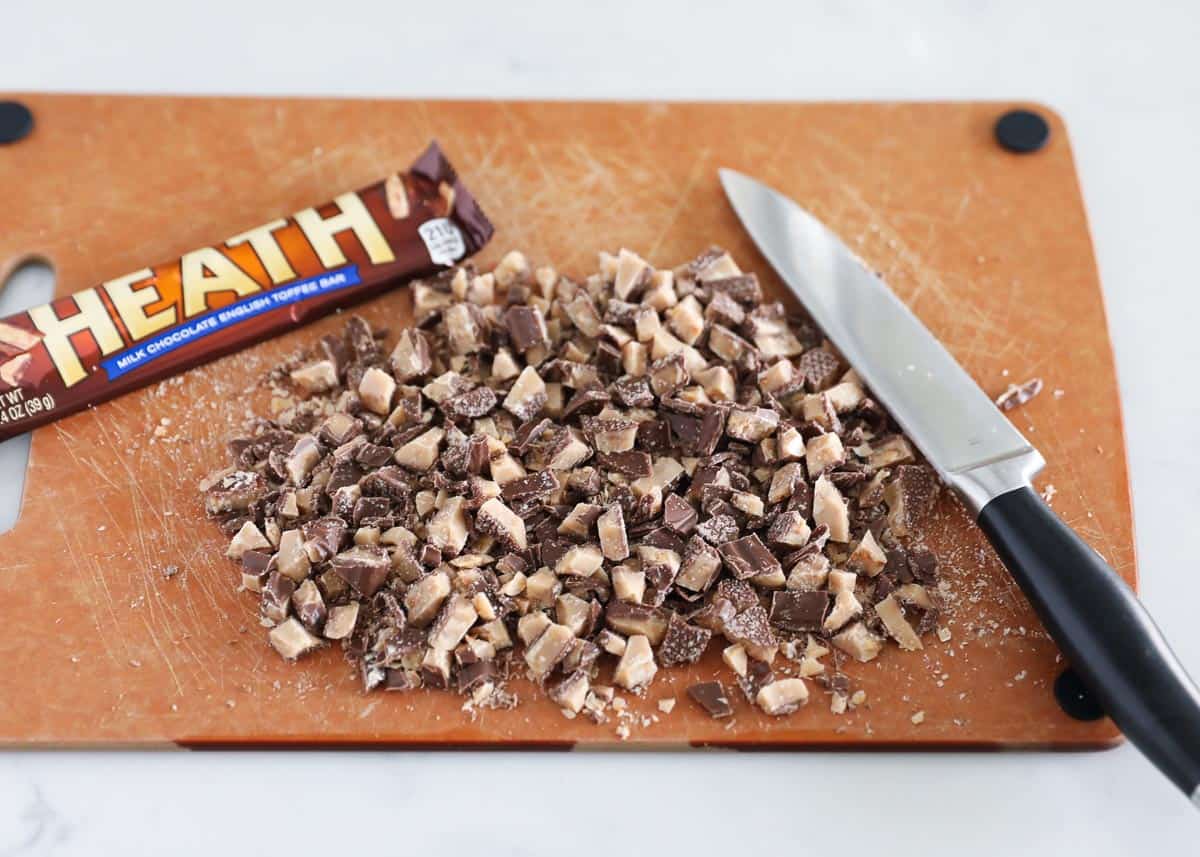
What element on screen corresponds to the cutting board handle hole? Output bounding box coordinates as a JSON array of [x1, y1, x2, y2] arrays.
[[0, 258, 56, 535]]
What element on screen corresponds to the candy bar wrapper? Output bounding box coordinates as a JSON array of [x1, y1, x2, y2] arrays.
[[0, 141, 493, 441]]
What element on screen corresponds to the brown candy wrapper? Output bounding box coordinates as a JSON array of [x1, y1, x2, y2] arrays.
[[0, 141, 493, 441]]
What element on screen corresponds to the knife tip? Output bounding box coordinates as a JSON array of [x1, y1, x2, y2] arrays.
[[717, 167, 749, 199]]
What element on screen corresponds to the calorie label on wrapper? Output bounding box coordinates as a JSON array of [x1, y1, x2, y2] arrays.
[[0, 141, 493, 441]]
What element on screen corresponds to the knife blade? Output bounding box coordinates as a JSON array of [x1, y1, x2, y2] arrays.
[[720, 168, 1200, 806]]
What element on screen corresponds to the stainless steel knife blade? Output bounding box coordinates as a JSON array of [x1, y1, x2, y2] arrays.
[[718, 168, 1044, 512], [721, 169, 1200, 805]]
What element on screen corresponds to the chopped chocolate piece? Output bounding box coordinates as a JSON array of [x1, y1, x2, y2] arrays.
[[456, 659, 498, 694], [995, 377, 1044, 411], [292, 579, 327, 630], [696, 514, 740, 546], [356, 443, 394, 469], [301, 517, 347, 562], [707, 273, 762, 305], [261, 572, 296, 625], [562, 387, 611, 420], [241, 548, 272, 578], [359, 466, 412, 500], [561, 637, 601, 675], [352, 489, 391, 523], [605, 602, 669, 646], [382, 668, 419, 692], [722, 643, 749, 678], [635, 418, 671, 453], [505, 305, 550, 352], [596, 450, 653, 479], [908, 547, 939, 583], [501, 468, 559, 502], [511, 417, 553, 455], [330, 546, 390, 598], [662, 494, 698, 535], [358, 367, 396, 416], [769, 590, 829, 632], [536, 536, 573, 571], [444, 386, 498, 420], [206, 470, 268, 516], [658, 613, 713, 666], [612, 375, 655, 408], [419, 543, 443, 568], [687, 681, 734, 719], [885, 465, 940, 536], [824, 586, 864, 634], [722, 605, 778, 662], [648, 352, 689, 398], [718, 534, 781, 581], [716, 578, 760, 613], [799, 348, 842, 392]]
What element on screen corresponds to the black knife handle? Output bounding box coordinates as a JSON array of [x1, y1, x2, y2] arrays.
[[979, 485, 1200, 799]]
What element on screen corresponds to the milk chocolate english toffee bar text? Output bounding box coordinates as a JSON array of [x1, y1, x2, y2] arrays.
[[0, 142, 493, 441]]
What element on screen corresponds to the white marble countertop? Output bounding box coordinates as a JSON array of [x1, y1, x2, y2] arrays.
[[1, 0, 1198, 852]]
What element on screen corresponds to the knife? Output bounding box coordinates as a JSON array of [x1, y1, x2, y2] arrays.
[[720, 168, 1200, 805]]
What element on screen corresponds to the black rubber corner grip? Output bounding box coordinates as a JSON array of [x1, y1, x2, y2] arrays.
[[979, 486, 1200, 799]]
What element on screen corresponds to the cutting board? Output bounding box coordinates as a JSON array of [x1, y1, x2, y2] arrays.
[[0, 95, 1133, 749]]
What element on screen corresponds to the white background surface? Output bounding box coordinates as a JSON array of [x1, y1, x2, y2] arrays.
[[1, 1, 1198, 852]]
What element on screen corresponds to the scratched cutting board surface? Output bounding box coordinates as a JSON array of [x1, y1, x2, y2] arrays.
[[0, 95, 1132, 749]]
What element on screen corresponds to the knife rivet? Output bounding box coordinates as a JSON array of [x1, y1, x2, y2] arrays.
[[1053, 666, 1106, 721], [0, 101, 34, 145], [994, 109, 1049, 154]]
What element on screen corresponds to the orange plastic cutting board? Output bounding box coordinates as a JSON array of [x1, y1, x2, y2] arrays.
[[0, 95, 1132, 748]]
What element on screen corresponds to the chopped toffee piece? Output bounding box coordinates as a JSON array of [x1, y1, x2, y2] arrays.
[[614, 634, 658, 690], [597, 504, 631, 561], [202, 249, 945, 720], [268, 617, 323, 660], [875, 594, 924, 651], [756, 678, 809, 715]]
